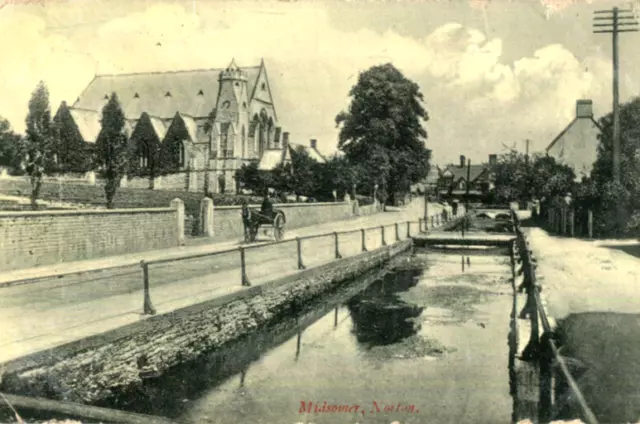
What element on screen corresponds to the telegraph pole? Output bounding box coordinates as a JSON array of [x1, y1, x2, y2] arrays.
[[593, 7, 638, 183], [465, 159, 471, 214]]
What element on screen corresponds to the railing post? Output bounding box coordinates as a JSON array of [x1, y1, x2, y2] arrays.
[[539, 332, 554, 424], [334, 232, 342, 259], [297, 237, 306, 269], [430, 215, 434, 229], [361, 228, 368, 252], [436, 214, 440, 227], [395, 223, 400, 241], [407, 221, 411, 238], [381, 225, 387, 246], [141, 260, 156, 315], [418, 218, 423, 232], [588, 209, 593, 239], [240, 247, 251, 286]]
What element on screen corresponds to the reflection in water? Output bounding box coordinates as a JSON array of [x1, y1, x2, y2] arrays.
[[95, 261, 393, 418], [346, 268, 424, 347]]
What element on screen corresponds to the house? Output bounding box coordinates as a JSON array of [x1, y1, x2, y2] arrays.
[[546, 99, 602, 180], [54, 59, 302, 194], [257, 136, 326, 171], [438, 155, 497, 197]]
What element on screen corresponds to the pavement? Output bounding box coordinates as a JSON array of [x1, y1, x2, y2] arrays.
[[0, 199, 456, 365]]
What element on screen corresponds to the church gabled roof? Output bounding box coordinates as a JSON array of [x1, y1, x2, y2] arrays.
[[148, 115, 168, 141], [73, 65, 262, 119], [68, 108, 102, 143]]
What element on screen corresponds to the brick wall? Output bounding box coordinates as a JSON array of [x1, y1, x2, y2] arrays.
[[0, 208, 179, 271], [213, 201, 357, 240]]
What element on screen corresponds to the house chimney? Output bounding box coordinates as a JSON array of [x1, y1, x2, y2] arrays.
[[282, 132, 289, 149], [310, 139, 317, 149], [576, 99, 593, 118], [489, 154, 497, 165], [459, 155, 466, 168]]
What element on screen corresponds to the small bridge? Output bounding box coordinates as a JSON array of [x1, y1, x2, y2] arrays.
[[413, 233, 515, 248]]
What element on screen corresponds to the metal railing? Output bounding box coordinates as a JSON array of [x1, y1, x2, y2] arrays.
[[1, 210, 465, 317], [510, 210, 598, 424]]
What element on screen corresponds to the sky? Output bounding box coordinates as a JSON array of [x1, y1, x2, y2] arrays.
[[1, 0, 640, 166]]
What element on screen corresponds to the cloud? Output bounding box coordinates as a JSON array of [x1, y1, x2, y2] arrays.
[[0, 1, 618, 164]]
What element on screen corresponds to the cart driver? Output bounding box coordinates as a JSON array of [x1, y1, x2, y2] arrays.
[[261, 192, 273, 218]]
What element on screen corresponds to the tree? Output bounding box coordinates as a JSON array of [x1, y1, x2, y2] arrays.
[[319, 154, 356, 200], [235, 162, 264, 193], [127, 113, 163, 189], [289, 146, 322, 197], [51, 102, 94, 173], [95, 93, 129, 209], [0, 117, 23, 172], [24, 81, 55, 210], [492, 150, 574, 204], [336, 63, 430, 204]]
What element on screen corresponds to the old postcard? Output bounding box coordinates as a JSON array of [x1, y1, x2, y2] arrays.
[[0, 0, 638, 423]]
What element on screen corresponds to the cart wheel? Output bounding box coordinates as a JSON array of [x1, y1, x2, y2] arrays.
[[274, 214, 285, 241]]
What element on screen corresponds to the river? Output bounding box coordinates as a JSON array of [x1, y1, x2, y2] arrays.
[[110, 244, 516, 424]]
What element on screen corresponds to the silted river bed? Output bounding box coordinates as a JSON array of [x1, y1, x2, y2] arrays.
[[107, 248, 516, 423]]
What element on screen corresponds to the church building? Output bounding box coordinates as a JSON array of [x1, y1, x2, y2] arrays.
[[55, 59, 299, 193]]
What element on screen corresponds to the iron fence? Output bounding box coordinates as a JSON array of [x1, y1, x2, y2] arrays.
[[0, 210, 465, 317], [511, 210, 598, 424]]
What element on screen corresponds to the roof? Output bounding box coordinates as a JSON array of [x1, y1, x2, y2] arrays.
[[289, 143, 327, 163], [546, 116, 603, 152], [258, 150, 285, 170], [73, 65, 261, 119], [148, 116, 168, 140], [441, 164, 489, 182], [68, 108, 102, 143], [425, 167, 440, 184]]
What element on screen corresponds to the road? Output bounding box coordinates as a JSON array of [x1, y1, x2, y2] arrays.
[[525, 227, 640, 423], [0, 200, 454, 364]]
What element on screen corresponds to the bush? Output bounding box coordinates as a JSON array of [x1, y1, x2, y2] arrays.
[[356, 195, 375, 206]]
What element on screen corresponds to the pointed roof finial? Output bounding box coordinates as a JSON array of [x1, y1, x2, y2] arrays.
[[227, 58, 239, 71]]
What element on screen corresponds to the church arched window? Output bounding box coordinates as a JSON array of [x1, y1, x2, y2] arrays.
[[241, 125, 246, 157], [140, 141, 149, 169], [178, 141, 185, 168]]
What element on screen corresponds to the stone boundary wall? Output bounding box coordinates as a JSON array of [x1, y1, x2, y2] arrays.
[[212, 201, 360, 240], [0, 240, 412, 405], [0, 203, 183, 271]]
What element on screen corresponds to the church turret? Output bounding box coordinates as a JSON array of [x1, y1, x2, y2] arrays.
[[215, 59, 250, 160], [218, 59, 248, 84]]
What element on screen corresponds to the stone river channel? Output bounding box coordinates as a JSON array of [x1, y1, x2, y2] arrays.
[[92, 242, 517, 424]]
